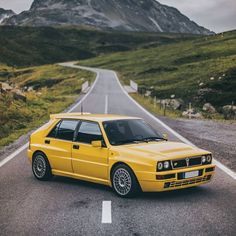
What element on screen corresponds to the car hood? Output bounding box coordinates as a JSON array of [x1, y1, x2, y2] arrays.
[[113, 141, 208, 161]]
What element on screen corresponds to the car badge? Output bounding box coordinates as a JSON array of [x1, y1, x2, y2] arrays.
[[186, 158, 190, 166]]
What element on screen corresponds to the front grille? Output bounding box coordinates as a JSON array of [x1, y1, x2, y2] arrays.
[[172, 156, 202, 169], [164, 175, 211, 189]]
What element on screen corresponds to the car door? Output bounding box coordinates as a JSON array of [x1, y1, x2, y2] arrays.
[[72, 120, 109, 181], [45, 119, 79, 173]]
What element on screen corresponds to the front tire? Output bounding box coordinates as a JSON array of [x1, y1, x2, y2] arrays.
[[32, 152, 52, 181], [111, 164, 140, 198]]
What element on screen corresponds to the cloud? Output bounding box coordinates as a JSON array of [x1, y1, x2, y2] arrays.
[[159, 0, 236, 32], [0, 0, 33, 13]]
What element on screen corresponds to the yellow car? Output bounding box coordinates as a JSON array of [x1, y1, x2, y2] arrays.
[[27, 113, 215, 197]]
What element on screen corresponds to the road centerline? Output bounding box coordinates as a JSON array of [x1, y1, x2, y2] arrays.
[[102, 201, 112, 224]]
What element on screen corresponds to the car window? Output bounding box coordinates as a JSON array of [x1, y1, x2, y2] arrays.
[[47, 120, 78, 141], [47, 121, 61, 138], [76, 121, 103, 144], [103, 119, 163, 145]]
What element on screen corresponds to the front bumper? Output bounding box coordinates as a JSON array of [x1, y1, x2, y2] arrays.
[[137, 164, 215, 192]]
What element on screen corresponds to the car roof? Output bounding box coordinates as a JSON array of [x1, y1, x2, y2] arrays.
[[50, 113, 141, 122]]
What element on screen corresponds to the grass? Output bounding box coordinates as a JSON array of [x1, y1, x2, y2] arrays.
[[0, 64, 95, 148], [0, 26, 195, 67], [131, 93, 182, 118], [80, 30, 236, 115]]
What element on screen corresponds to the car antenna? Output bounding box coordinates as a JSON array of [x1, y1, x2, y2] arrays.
[[81, 102, 83, 115]]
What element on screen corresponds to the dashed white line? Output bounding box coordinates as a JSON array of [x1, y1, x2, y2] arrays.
[[102, 201, 112, 224], [105, 95, 108, 114]]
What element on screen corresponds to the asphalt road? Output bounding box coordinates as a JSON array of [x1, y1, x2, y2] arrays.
[[1, 62, 236, 236]]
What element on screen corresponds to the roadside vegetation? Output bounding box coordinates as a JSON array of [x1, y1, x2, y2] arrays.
[[80, 30, 236, 120], [0, 26, 194, 67], [1, 26, 235, 149], [1, 26, 192, 148], [0, 64, 94, 147]]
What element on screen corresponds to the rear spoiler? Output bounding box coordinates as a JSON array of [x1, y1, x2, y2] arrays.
[[50, 113, 91, 119]]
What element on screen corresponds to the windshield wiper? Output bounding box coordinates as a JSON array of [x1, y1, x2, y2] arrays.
[[141, 137, 167, 143], [114, 139, 144, 145]]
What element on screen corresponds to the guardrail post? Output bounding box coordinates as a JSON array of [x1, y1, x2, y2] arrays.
[[189, 103, 192, 119], [164, 103, 166, 116]]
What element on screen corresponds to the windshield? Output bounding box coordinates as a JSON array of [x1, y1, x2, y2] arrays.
[[103, 119, 165, 146]]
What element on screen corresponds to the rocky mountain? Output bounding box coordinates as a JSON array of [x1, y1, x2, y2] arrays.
[[2, 0, 212, 35], [0, 8, 15, 24]]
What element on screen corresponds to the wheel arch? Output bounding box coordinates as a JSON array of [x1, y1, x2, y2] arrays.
[[110, 162, 140, 185], [32, 150, 47, 160]]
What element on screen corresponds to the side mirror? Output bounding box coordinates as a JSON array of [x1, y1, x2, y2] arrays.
[[163, 133, 168, 140], [91, 140, 102, 148]]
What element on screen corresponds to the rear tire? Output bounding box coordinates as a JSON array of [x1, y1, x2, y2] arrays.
[[32, 152, 52, 181], [111, 164, 140, 198]]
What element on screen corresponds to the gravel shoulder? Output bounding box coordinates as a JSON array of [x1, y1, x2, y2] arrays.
[[159, 116, 236, 172]]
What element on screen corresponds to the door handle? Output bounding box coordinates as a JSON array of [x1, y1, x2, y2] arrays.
[[45, 140, 50, 144], [73, 145, 80, 150]]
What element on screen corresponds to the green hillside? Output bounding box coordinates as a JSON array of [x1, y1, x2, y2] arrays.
[[0, 26, 194, 67], [80, 30, 236, 113], [0, 64, 94, 147]]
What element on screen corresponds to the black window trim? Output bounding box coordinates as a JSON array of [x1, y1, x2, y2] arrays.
[[74, 120, 107, 147]]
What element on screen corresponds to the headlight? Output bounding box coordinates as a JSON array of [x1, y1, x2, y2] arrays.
[[157, 162, 163, 170], [164, 161, 170, 169], [157, 161, 171, 171], [207, 154, 212, 163], [202, 155, 206, 164]]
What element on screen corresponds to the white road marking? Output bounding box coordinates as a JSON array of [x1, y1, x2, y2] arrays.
[[105, 95, 108, 114], [102, 201, 112, 224], [0, 143, 29, 168], [0, 62, 99, 168], [62, 63, 100, 113], [213, 159, 236, 180]]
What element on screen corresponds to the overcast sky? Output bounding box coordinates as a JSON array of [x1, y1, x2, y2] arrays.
[[0, 0, 235, 33]]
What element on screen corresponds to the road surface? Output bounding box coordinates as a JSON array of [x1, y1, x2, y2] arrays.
[[1, 62, 236, 236]]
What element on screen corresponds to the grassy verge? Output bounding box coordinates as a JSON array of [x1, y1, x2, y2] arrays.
[[131, 93, 182, 119], [0, 64, 95, 148]]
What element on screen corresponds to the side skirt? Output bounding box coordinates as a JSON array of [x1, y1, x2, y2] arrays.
[[52, 169, 110, 186]]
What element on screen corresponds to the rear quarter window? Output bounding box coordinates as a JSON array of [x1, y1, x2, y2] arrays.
[[47, 120, 79, 141]]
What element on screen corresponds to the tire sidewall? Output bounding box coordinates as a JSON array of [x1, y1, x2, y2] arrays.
[[111, 164, 139, 198], [32, 152, 52, 181]]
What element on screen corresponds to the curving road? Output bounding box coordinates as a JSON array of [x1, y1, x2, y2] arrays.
[[0, 62, 236, 236]]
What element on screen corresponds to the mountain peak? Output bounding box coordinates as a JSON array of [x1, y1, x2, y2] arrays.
[[0, 8, 15, 24], [2, 0, 213, 35]]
